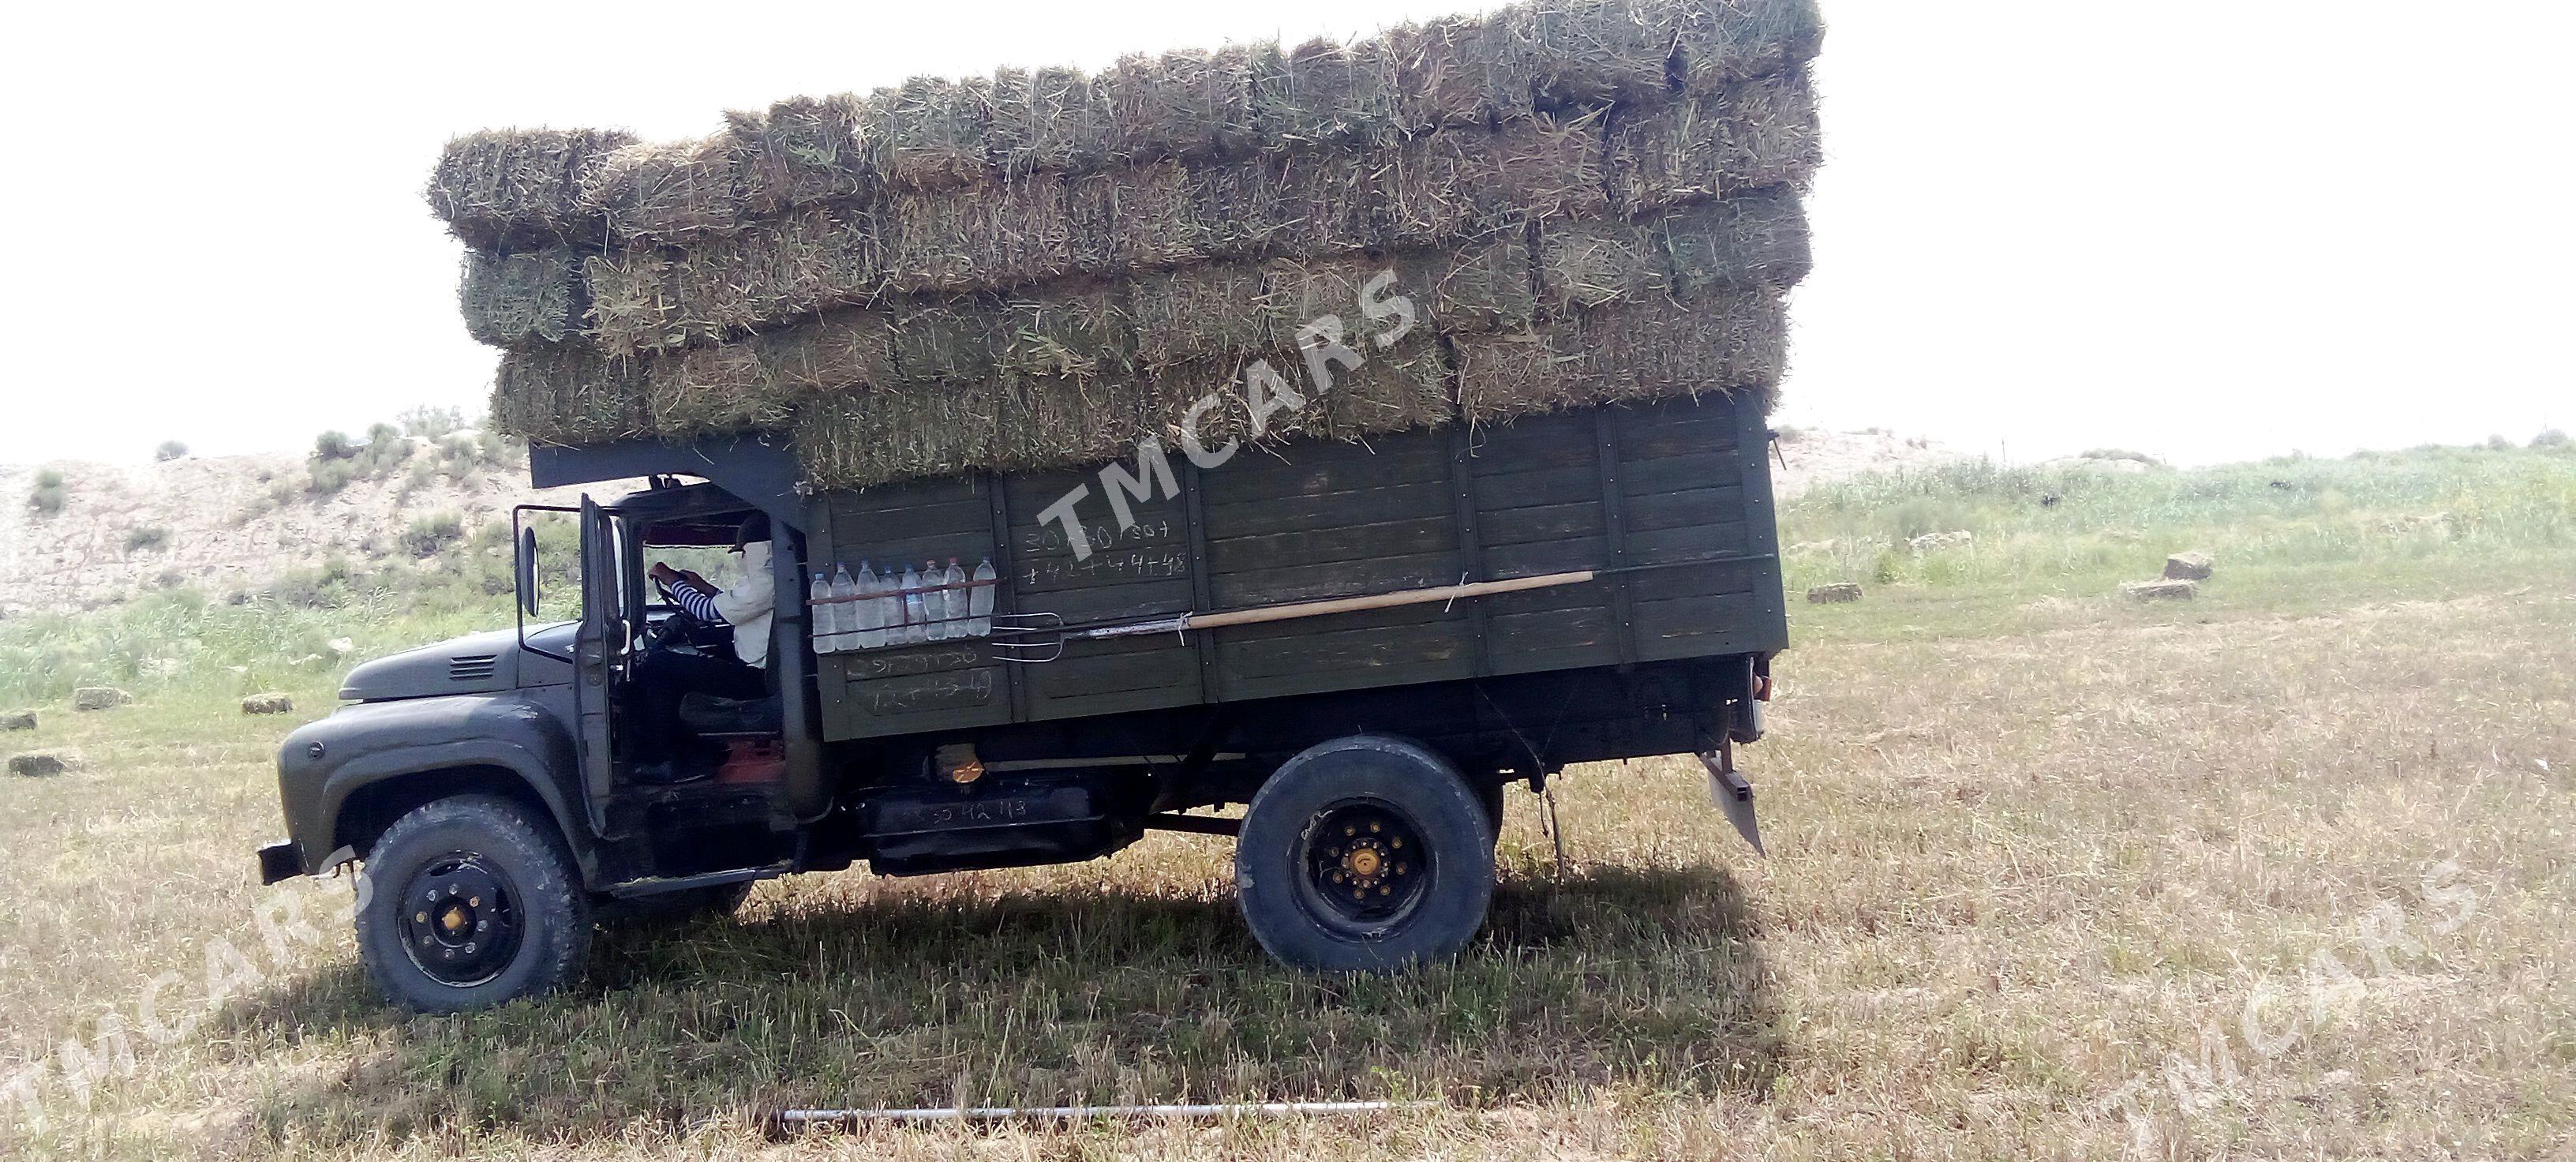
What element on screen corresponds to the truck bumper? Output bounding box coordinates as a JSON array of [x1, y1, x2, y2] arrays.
[[256, 841, 303, 885]]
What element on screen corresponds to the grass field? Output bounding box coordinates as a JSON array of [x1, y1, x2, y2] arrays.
[[3, 444, 2571, 1159]]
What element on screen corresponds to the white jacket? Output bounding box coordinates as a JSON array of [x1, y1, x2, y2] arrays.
[[713, 542, 778, 669]]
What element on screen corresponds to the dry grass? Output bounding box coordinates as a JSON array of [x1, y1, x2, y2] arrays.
[[4, 455, 2571, 1160]]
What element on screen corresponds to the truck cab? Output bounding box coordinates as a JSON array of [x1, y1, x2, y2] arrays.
[[260, 415, 1776, 1013]]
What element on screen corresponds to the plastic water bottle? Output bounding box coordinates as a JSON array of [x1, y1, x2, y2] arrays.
[[968, 558, 997, 636], [938, 559, 968, 639], [828, 564, 858, 651], [854, 562, 886, 649], [897, 563, 927, 645], [810, 572, 838, 653]]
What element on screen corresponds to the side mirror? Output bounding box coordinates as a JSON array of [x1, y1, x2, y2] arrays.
[[517, 526, 541, 617]]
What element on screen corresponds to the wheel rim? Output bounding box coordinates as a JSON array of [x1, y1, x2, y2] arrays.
[[1295, 798, 1434, 935], [397, 853, 525, 988]]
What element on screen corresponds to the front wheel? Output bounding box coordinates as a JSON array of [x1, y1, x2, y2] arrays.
[[1235, 735, 1496, 973], [354, 795, 590, 1013]]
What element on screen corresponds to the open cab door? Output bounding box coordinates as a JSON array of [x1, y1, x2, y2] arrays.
[[573, 496, 627, 827]]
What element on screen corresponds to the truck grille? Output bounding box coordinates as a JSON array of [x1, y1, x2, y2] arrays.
[[448, 654, 500, 683]]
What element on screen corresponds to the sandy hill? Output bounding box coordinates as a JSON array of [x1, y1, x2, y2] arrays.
[[0, 428, 1953, 618]]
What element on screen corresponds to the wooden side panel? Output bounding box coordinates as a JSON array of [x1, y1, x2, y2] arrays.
[[810, 477, 1011, 740], [1462, 410, 1621, 673], [1201, 434, 1476, 699], [1611, 397, 1787, 659], [1000, 470, 1201, 721]]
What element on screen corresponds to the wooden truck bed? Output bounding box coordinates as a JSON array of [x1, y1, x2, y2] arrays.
[[806, 395, 1784, 742]]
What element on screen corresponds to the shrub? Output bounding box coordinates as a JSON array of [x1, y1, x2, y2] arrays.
[[153, 440, 189, 462], [123, 526, 170, 553], [402, 512, 467, 557], [27, 470, 66, 516], [2080, 448, 2166, 467], [398, 405, 465, 440], [313, 430, 358, 461], [307, 459, 358, 497], [2535, 429, 2570, 449], [2484, 434, 2514, 452]]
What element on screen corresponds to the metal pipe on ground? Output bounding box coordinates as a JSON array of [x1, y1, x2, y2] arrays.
[[770, 1100, 1410, 1133]]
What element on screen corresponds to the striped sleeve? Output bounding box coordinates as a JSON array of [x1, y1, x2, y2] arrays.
[[667, 578, 728, 624]]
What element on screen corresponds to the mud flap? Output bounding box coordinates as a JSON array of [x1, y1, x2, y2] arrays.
[[1697, 746, 1766, 857]]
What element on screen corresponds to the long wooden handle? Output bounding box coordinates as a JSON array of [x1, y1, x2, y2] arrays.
[[1184, 571, 1597, 632]]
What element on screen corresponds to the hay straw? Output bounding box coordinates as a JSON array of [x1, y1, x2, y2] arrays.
[[759, 309, 900, 394], [1099, 46, 1263, 163], [1305, 338, 1456, 440], [1608, 67, 1821, 212], [1453, 289, 1786, 423], [796, 387, 1001, 487], [1654, 185, 1810, 295], [1516, 0, 1677, 110], [491, 347, 653, 445], [1069, 160, 1200, 272], [1389, 110, 1608, 246], [581, 134, 751, 242], [998, 283, 1137, 379], [429, 128, 636, 249], [1251, 37, 1405, 152], [989, 66, 1118, 175], [866, 76, 997, 190], [996, 371, 1155, 470], [886, 298, 1005, 383], [1385, 13, 1540, 130], [459, 248, 586, 347], [740, 94, 876, 213], [1538, 219, 1670, 313], [1133, 260, 1273, 369], [582, 249, 690, 357], [646, 343, 801, 437], [882, 174, 1073, 294], [1399, 234, 1538, 333], [1671, 0, 1825, 94]]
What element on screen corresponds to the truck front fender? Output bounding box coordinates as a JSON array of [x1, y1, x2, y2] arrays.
[[275, 692, 597, 884]]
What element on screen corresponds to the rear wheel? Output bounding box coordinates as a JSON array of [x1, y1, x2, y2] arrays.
[[1235, 736, 1496, 973], [354, 795, 590, 1013]]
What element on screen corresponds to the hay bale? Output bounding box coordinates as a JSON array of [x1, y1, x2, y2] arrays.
[[2123, 579, 2197, 602], [759, 309, 901, 394], [667, 204, 886, 340], [72, 688, 131, 712], [1069, 160, 1200, 272], [9, 750, 78, 778], [1385, 13, 1540, 130], [459, 247, 587, 347], [740, 93, 876, 213], [1608, 69, 1822, 213], [796, 388, 1002, 489], [492, 346, 653, 445], [988, 66, 1117, 175], [582, 133, 753, 242], [1389, 111, 1609, 246], [1654, 186, 1812, 296], [1399, 234, 1539, 333], [583, 249, 691, 356], [1671, 0, 1825, 94], [994, 372, 1155, 472], [882, 175, 1073, 295], [242, 692, 295, 716], [1304, 338, 1455, 440], [886, 298, 1006, 383], [1538, 219, 1669, 312], [1455, 290, 1786, 423], [1807, 583, 1862, 604], [867, 76, 997, 191], [428, 128, 637, 249], [2164, 551, 2214, 581], [1133, 261, 1274, 368], [998, 283, 1138, 379], [1517, 0, 1680, 109], [646, 343, 799, 437], [1251, 37, 1405, 152], [1099, 46, 1263, 163], [2, 710, 33, 732]]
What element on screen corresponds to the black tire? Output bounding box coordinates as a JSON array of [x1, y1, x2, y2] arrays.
[[1474, 780, 1507, 844], [354, 794, 590, 1014], [1234, 735, 1496, 973], [594, 882, 754, 926]]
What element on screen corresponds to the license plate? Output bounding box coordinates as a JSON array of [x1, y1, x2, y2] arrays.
[[872, 785, 1093, 834]]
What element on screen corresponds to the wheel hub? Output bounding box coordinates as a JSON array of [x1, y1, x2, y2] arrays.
[[398, 856, 524, 988], [1303, 802, 1428, 928]]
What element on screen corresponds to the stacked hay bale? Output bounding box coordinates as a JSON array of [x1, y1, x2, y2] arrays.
[[437, 0, 1824, 490]]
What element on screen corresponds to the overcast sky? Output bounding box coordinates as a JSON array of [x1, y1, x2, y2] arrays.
[[2, 1, 2566, 467]]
